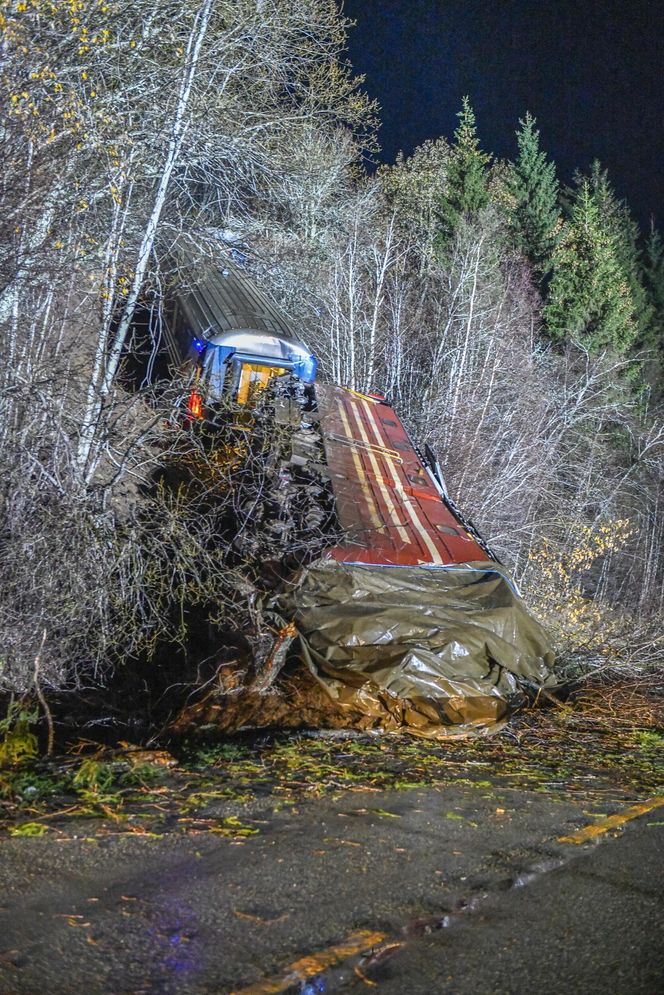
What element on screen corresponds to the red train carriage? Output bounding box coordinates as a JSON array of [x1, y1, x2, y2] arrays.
[[315, 383, 489, 569]]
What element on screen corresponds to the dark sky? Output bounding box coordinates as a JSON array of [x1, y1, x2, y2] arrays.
[[343, 0, 663, 230]]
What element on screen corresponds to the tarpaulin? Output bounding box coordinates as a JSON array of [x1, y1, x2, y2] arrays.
[[274, 558, 556, 737]]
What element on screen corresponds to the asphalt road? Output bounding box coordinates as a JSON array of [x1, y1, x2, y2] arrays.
[[0, 783, 662, 994]]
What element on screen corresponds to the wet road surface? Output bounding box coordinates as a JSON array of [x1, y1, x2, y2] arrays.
[[0, 783, 662, 994]]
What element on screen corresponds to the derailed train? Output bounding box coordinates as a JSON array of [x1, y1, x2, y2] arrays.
[[166, 256, 555, 736]]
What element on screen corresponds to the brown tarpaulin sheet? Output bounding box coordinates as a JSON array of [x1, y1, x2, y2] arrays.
[[274, 558, 556, 738]]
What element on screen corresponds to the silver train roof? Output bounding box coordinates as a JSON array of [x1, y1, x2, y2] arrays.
[[203, 329, 314, 363], [174, 257, 309, 351]]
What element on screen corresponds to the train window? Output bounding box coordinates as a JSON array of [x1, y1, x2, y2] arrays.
[[381, 418, 398, 427], [437, 525, 459, 536]]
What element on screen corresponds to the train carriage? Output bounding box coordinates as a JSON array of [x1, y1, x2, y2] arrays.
[[166, 254, 555, 736]]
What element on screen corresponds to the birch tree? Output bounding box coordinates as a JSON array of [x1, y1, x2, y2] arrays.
[[0, 0, 377, 691], [1, 0, 375, 481]]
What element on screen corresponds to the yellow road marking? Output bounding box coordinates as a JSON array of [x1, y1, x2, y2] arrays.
[[557, 796, 664, 844], [230, 929, 387, 995]]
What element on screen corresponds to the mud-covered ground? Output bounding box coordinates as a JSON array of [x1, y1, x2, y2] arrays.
[[0, 680, 662, 993]]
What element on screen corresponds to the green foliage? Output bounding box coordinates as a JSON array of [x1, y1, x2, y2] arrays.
[[9, 821, 48, 837], [551, 162, 659, 388], [378, 137, 451, 262], [3, 712, 663, 839], [0, 704, 39, 768], [6, 769, 64, 802], [437, 97, 491, 247], [630, 730, 663, 753], [72, 758, 115, 794], [543, 181, 637, 353], [640, 225, 664, 391], [212, 816, 260, 838], [643, 226, 664, 317], [192, 742, 251, 766], [119, 762, 167, 788], [72, 758, 123, 813], [504, 113, 560, 279], [586, 162, 652, 340]]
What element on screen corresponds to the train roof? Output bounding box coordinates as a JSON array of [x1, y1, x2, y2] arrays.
[[204, 329, 314, 365], [173, 256, 311, 355]]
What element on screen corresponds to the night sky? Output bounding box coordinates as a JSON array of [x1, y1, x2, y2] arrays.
[[344, 0, 663, 230]]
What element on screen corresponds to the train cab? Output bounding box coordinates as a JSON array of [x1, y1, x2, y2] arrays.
[[169, 258, 317, 411], [197, 329, 317, 405]]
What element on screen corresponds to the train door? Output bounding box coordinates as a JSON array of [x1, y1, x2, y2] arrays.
[[235, 362, 286, 405]]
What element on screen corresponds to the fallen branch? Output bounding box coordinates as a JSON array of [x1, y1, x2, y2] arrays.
[[250, 623, 298, 694]]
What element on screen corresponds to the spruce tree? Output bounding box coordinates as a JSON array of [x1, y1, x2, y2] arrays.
[[640, 224, 664, 390], [643, 225, 664, 320], [505, 113, 560, 281], [543, 181, 636, 353], [586, 161, 652, 337], [438, 97, 490, 244]]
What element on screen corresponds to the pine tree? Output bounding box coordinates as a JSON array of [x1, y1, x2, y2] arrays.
[[505, 113, 560, 280], [543, 181, 636, 353], [438, 97, 490, 244]]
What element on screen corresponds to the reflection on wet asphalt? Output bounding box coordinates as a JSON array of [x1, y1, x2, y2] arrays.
[[0, 782, 662, 994]]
